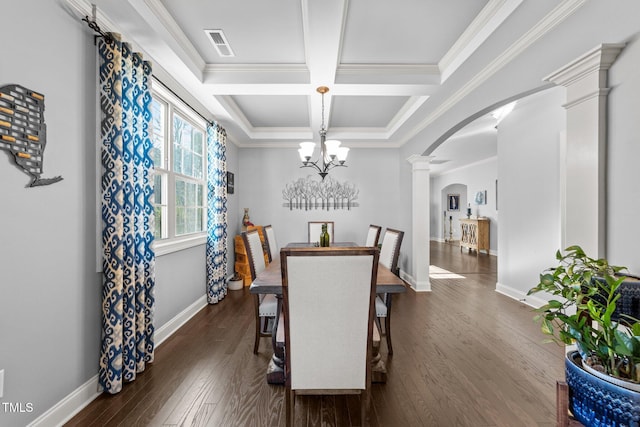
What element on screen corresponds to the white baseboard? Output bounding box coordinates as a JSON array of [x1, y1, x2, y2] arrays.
[[28, 294, 209, 427], [399, 270, 414, 288], [155, 295, 208, 346], [400, 270, 431, 292], [495, 282, 547, 308], [27, 375, 101, 427]]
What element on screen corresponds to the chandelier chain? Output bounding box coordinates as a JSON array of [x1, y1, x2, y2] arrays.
[[321, 90, 326, 132]]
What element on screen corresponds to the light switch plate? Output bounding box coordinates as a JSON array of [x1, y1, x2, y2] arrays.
[[0, 369, 4, 398]]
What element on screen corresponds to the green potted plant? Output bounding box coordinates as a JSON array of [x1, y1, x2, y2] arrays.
[[527, 245, 640, 425]]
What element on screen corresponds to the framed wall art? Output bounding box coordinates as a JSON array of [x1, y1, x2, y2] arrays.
[[227, 171, 234, 194], [448, 194, 460, 211]]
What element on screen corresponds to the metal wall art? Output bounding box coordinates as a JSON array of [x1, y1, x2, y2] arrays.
[[282, 175, 359, 210], [0, 84, 62, 187]]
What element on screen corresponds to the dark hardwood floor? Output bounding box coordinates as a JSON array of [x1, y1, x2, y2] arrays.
[[66, 241, 564, 426]]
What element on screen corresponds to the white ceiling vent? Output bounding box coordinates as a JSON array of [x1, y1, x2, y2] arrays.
[[204, 29, 235, 57]]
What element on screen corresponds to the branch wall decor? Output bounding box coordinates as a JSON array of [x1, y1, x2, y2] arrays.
[[0, 84, 62, 187], [282, 175, 359, 210]]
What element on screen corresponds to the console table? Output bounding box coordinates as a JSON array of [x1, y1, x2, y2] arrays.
[[460, 218, 490, 255]]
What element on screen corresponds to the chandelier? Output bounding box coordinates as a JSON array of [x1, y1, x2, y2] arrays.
[[298, 86, 349, 180]]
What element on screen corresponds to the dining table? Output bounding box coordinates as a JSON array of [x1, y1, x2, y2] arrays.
[[249, 242, 407, 384]]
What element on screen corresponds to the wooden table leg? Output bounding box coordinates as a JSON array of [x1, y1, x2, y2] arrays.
[[266, 350, 285, 384], [267, 296, 285, 384]]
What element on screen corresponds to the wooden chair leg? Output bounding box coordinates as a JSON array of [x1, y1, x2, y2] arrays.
[[286, 388, 294, 427]]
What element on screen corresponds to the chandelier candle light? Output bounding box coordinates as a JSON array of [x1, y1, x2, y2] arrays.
[[298, 86, 349, 180]]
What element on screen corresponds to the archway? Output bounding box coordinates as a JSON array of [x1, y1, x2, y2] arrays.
[[440, 183, 468, 243]]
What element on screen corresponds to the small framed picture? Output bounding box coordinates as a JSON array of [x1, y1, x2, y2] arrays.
[[474, 190, 487, 205], [227, 171, 234, 194], [448, 194, 460, 211]]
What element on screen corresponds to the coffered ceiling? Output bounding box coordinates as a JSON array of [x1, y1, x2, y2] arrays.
[[74, 0, 537, 152], [70, 0, 611, 179]]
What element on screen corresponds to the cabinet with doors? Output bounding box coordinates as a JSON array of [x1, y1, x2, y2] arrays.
[[460, 218, 490, 256]]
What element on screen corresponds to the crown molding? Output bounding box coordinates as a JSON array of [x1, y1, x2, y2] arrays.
[[64, 0, 121, 35], [402, 0, 588, 146], [439, 0, 524, 82], [142, 0, 206, 71]]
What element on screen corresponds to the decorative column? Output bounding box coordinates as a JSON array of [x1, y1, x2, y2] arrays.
[[544, 44, 624, 258], [407, 155, 433, 292]]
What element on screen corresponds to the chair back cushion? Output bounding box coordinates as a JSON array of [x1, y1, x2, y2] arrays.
[[264, 225, 278, 262], [242, 229, 266, 280], [282, 247, 378, 391], [379, 228, 404, 273], [365, 225, 381, 247], [308, 221, 334, 243]]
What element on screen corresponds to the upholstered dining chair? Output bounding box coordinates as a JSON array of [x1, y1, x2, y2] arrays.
[[365, 224, 382, 247], [280, 246, 379, 427], [308, 221, 334, 244], [263, 224, 278, 263], [376, 228, 404, 355], [241, 229, 278, 354]]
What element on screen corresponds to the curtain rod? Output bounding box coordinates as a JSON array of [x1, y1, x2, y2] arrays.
[[81, 4, 113, 45], [81, 7, 223, 133], [152, 77, 217, 129]]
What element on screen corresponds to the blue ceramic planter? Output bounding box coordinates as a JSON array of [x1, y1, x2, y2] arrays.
[[565, 351, 640, 426]]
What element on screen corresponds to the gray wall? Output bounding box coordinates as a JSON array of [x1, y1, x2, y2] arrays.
[[0, 2, 101, 425], [607, 34, 640, 271], [496, 87, 564, 300], [0, 2, 227, 425], [237, 147, 408, 268]]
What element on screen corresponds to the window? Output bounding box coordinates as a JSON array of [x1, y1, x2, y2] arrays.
[[151, 83, 207, 255]]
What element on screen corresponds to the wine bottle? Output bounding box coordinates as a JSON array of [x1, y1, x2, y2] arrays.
[[320, 223, 330, 247]]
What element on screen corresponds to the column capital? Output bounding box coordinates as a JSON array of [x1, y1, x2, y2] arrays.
[[544, 43, 625, 87], [407, 155, 434, 171]]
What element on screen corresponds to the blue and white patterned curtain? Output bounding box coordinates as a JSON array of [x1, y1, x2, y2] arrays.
[[98, 34, 155, 394], [206, 123, 228, 304]]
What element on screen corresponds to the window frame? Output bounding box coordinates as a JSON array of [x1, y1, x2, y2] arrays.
[[152, 83, 208, 256]]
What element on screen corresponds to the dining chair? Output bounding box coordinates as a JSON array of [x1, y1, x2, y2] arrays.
[[242, 229, 278, 354], [263, 224, 278, 263], [280, 246, 379, 427], [308, 221, 334, 244], [376, 228, 404, 355], [365, 224, 382, 247]]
